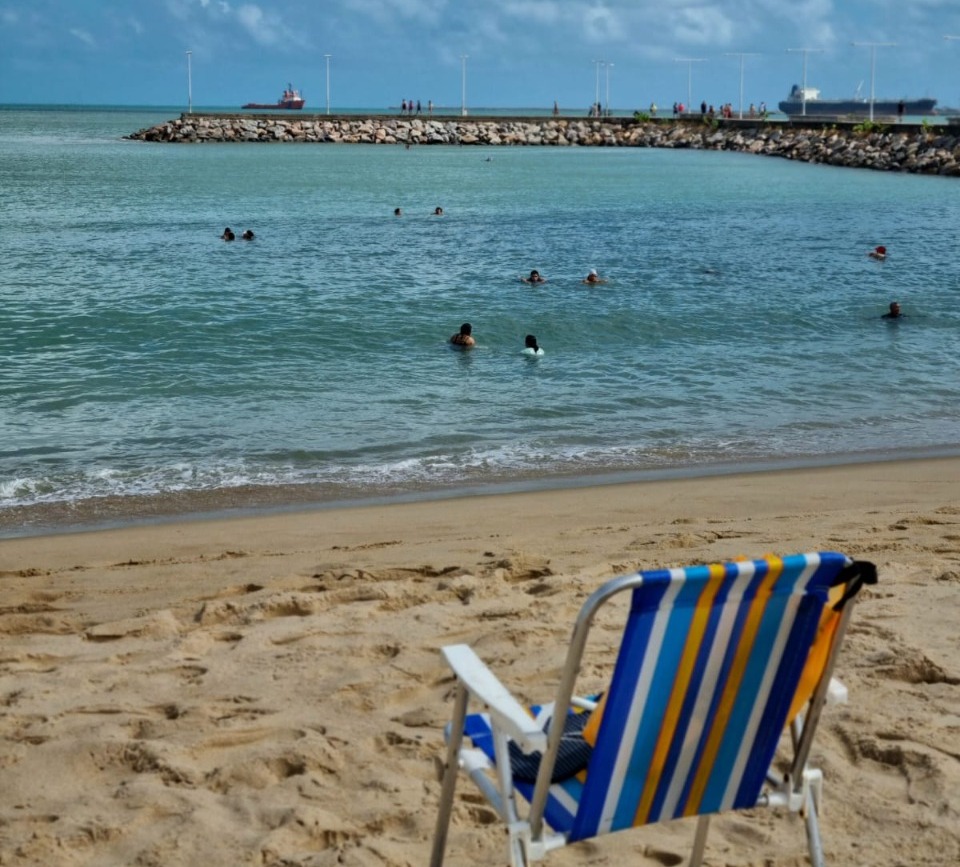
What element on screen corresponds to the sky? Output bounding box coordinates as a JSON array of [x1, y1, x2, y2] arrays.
[[2, 1, 960, 111]]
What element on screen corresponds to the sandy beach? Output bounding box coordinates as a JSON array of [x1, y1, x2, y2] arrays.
[[2, 458, 959, 866]]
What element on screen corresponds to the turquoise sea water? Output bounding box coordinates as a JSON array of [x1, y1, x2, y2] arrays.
[[2, 107, 959, 536]]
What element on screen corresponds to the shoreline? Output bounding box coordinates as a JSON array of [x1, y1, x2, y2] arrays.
[[5, 452, 960, 585], [2, 455, 958, 865], [4, 447, 960, 541]]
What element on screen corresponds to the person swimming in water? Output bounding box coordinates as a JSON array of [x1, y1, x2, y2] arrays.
[[521, 269, 547, 284], [434, 206, 444, 216], [241, 229, 255, 240], [882, 301, 904, 319], [523, 334, 544, 356], [868, 245, 887, 260], [450, 322, 475, 347], [221, 227, 235, 241], [582, 268, 606, 284]]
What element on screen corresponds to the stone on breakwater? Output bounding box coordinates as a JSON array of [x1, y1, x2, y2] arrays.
[[125, 115, 960, 176]]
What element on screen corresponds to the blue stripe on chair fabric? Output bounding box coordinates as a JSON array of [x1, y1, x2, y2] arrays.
[[732, 555, 844, 805], [697, 559, 807, 814], [572, 574, 673, 836], [568, 553, 846, 842], [652, 560, 765, 821], [454, 553, 850, 846]]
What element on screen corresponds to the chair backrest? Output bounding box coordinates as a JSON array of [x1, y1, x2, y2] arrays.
[[556, 552, 853, 842]]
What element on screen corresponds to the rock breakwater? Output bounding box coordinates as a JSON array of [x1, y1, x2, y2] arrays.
[[128, 115, 960, 176]]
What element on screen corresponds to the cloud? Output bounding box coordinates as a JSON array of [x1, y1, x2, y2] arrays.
[[164, 0, 308, 50], [167, 0, 230, 20], [69, 28, 97, 48], [344, 0, 446, 28], [582, 5, 623, 42], [235, 4, 270, 41], [235, 3, 299, 46], [502, 0, 561, 25], [672, 6, 735, 46], [488, 0, 842, 53], [165, 0, 195, 21], [390, 0, 445, 22]]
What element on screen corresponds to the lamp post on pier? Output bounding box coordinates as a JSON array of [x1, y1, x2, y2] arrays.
[[185, 50, 192, 114], [723, 52, 760, 119], [460, 54, 468, 116], [591, 59, 604, 116], [324, 54, 331, 115], [786, 48, 823, 116], [851, 41, 896, 122], [674, 57, 706, 113], [605, 61, 613, 116]]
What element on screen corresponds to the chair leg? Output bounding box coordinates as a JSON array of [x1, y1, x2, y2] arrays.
[[804, 785, 826, 867], [430, 683, 470, 867], [507, 826, 529, 867], [689, 814, 710, 867]]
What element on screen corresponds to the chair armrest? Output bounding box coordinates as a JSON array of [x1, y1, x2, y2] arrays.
[[442, 644, 548, 753]]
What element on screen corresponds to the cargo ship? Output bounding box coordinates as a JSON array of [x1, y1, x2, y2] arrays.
[[779, 84, 936, 117], [242, 84, 305, 110]]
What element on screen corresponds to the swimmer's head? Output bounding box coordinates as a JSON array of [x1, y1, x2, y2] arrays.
[[459, 323, 472, 336]]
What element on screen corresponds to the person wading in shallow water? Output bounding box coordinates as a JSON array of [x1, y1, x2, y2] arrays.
[[523, 334, 544, 356], [449, 322, 475, 347]]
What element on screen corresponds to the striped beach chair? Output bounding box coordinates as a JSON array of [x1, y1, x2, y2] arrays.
[[430, 552, 876, 867]]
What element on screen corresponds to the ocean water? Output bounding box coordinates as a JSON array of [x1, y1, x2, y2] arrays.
[[2, 107, 960, 536]]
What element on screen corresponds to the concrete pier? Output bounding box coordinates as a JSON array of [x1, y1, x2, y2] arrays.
[[127, 114, 960, 176]]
